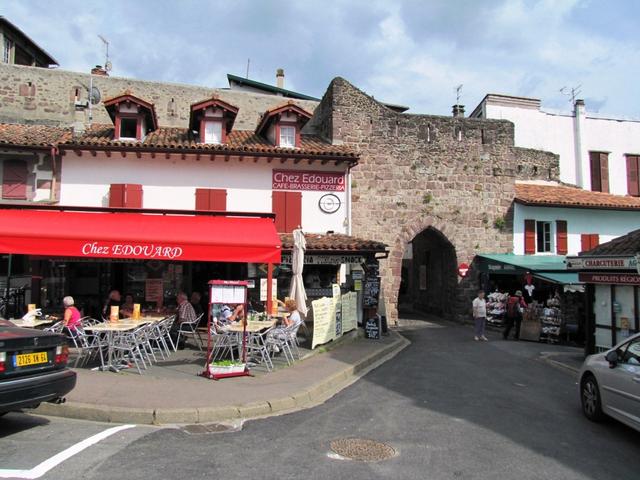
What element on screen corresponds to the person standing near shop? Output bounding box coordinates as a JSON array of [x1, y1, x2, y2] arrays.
[[503, 290, 527, 340], [472, 290, 488, 341], [101, 290, 122, 319]]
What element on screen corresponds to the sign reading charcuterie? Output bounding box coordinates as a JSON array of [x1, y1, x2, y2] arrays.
[[81, 242, 183, 259], [272, 170, 345, 191]]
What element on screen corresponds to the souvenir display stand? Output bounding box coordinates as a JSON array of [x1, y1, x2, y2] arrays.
[[486, 291, 508, 326], [202, 280, 250, 380]]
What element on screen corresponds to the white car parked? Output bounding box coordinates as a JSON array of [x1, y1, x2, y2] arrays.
[[578, 332, 640, 431]]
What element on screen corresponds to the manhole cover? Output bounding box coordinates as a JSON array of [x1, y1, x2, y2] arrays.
[[330, 438, 396, 462], [181, 423, 234, 434]]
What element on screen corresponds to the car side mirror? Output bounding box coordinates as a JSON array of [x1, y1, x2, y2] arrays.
[[605, 350, 618, 368]]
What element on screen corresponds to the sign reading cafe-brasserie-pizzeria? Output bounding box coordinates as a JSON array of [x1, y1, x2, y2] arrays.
[[272, 170, 345, 192]]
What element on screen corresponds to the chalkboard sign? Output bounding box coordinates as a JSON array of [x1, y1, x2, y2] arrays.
[[363, 276, 380, 307], [365, 317, 380, 339]]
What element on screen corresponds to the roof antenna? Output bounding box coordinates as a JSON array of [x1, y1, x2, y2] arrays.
[[455, 84, 463, 105], [559, 84, 582, 104], [246, 58, 250, 79], [98, 35, 112, 72]]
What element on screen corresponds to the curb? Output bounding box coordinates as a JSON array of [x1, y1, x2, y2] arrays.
[[539, 353, 581, 374], [34, 331, 410, 425]]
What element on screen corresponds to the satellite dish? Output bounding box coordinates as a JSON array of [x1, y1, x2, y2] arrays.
[[90, 86, 101, 105]]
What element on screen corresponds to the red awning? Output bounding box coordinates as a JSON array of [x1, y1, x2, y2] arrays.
[[0, 209, 281, 264]]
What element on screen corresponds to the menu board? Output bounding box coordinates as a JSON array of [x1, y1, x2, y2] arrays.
[[363, 276, 380, 307], [365, 316, 381, 339], [312, 297, 335, 349], [211, 285, 245, 304], [341, 291, 358, 333], [145, 278, 164, 302]]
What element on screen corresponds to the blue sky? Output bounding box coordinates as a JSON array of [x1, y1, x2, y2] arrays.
[[4, 0, 639, 116]]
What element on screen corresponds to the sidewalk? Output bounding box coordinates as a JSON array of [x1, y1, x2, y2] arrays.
[[34, 330, 409, 425]]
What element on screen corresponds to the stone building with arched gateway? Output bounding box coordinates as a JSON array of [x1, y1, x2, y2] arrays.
[[308, 78, 559, 325]]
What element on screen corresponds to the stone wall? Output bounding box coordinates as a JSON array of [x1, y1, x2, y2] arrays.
[[315, 77, 559, 324], [0, 64, 319, 130]]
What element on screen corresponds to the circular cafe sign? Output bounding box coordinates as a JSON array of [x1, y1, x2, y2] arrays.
[[458, 263, 470, 277], [318, 194, 341, 214]]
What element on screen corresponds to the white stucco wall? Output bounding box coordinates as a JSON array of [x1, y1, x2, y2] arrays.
[[59, 152, 348, 234], [513, 203, 640, 256], [484, 103, 640, 195]]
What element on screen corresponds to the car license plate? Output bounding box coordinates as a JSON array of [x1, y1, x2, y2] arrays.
[[13, 352, 48, 367]]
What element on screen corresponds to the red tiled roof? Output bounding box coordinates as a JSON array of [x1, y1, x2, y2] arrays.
[[280, 233, 387, 253], [515, 183, 640, 211], [256, 101, 313, 134], [0, 123, 72, 147], [580, 229, 640, 256], [61, 124, 357, 159]]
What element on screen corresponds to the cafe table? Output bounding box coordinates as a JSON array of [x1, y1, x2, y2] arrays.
[[84, 317, 163, 372], [9, 318, 56, 329]]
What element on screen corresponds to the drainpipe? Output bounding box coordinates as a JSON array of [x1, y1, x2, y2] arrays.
[[346, 167, 352, 236], [49, 146, 58, 203], [573, 99, 586, 188]]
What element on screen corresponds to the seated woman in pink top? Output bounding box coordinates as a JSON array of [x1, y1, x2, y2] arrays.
[[62, 296, 82, 333]]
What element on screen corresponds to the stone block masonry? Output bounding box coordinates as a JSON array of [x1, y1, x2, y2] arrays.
[[310, 78, 559, 324]]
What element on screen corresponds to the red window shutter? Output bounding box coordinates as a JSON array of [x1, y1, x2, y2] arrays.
[[195, 188, 210, 210], [590, 234, 600, 249], [556, 220, 568, 255], [524, 219, 536, 255], [109, 184, 125, 207], [581, 234, 600, 252], [599, 153, 609, 193], [2, 160, 28, 199], [210, 189, 227, 211], [124, 184, 143, 208], [627, 156, 639, 196], [589, 152, 601, 192], [285, 192, 302, 233], [272, 191, 287, 232]]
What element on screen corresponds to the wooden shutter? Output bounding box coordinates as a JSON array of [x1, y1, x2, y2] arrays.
[[599, 153, 609, 193], [272, 191, 287, 232], [2, 160, 28, 199], [589, 152, 601, 192], [581, 234, 600, 252], [109, 184, 125, 207], [556, 220, 568, 255], [125, 184, 143, 208], [284, 192, 302, 233], [524, 219, 536, 255], [195, 189, 210, 210], [211, 189, 227, 211], [627, 156, 639, 196]]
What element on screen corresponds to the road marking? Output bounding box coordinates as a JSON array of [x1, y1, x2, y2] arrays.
[[0, 424, 136, 479]]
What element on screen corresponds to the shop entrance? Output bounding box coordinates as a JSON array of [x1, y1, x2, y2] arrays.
[[398, 226, 457, 317]]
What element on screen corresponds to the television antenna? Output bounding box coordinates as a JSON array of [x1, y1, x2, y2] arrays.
[[98, 34, 112, 72], [560, 84, 582, 104], [455, 84, 463, 105]]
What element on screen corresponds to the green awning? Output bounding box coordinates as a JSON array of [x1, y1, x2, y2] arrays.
[[533, 271, 581, 285]]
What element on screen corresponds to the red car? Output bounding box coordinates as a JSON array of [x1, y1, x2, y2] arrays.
[[0, 319, 76, 415]]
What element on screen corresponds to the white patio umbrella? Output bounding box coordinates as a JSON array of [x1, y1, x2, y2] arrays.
[[288, 228, 308, 317]]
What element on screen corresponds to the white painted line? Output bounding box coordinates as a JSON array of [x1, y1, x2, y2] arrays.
[[0, 424, 136, 479]]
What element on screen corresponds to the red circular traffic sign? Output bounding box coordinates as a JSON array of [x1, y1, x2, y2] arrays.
[[458, 263, 470, 277]]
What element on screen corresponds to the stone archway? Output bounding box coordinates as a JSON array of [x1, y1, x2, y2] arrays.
[[381, 217, 460, 325]]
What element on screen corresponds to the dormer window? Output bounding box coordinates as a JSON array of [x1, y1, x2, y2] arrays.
[[190, 96, 238, 145], [103, 92, 158, 142], [256, 101, 312, 148], [279, 125, 296, 148]]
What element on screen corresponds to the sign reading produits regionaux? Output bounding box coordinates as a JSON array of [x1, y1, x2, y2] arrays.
[[272, 170, 345, 192]]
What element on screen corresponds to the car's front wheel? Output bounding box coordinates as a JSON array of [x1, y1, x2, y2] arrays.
[[581, 374, 604, 422]]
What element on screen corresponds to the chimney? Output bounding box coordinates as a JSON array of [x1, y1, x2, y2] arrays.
[[452, 104, 465, 118], [91, 65, 109, 76], [276, 68, 285, 89]]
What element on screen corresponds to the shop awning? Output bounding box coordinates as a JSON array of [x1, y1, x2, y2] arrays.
[[0, 208, 281, 264], [477, 254, 583, 285]]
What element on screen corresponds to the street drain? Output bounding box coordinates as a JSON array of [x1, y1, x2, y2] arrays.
[[181, 423, 236, 434], [329, 438, 396, 462]]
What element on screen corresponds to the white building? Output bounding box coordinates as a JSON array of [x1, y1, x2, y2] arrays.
[[472, 94, 640, 256]]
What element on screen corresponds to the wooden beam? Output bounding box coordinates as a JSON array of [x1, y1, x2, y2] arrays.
[[120, 151, 127, 158], [165, 152, 171, 159], [150, 151, 155, 159], [253, 156, 259, 163], [74, 150, 82, 157], [209, 154, 215, 161], [238, 155, 244, 162], [224, 155, 230, 162], [294, 158, 302, 164], [321, 159, 329, 165], [90, 150, 97, 157], [136, 151, 142, 159], [280, 158, 287, 164], [307, 159, 315, 165], [105, 150, 111, 158], [181, 153, 186, 160], [267, 157, 273, 163], [196, 153, 200, 161]]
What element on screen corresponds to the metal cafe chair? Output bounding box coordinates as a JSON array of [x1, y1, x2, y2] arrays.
[[176, 313, 204, 351], [246, 327, 274, 372]]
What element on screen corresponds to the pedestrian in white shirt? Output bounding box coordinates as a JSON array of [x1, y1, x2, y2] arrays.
[[472, 290, 488, 341]]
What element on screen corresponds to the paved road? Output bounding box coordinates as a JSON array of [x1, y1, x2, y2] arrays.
[[2, 319, 639, 480]]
